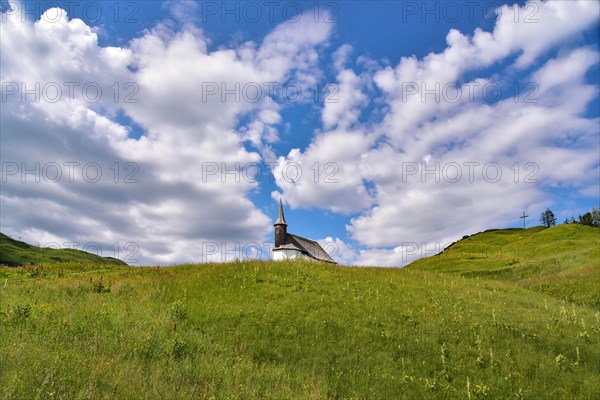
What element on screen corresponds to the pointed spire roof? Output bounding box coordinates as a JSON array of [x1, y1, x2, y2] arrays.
[[274, 198, 287, 225]]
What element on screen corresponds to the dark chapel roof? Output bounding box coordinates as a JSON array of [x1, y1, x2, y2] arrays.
[[276, 233, 336, 263]]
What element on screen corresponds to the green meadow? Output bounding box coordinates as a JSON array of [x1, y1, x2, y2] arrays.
[[0, 225, 598, 399]]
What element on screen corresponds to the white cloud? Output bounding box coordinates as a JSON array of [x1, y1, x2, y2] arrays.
[[271, 128, 374, 214], [318, 236, 356, 265], [331, 44, 353, 71], [321, 69, 367, 130], [493, 0, 599, 68]]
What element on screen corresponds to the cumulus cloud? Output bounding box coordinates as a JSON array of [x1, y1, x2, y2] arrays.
[[318, 236, 356, 265], [271, 128, 374, 214], [321, 68, 367, 130]]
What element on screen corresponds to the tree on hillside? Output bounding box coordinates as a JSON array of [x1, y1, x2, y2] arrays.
[[578, 212, 594, 227], [540, 208, 556, 227], [569, 208, 600, 228]]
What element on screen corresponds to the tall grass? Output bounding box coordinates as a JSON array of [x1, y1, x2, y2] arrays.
[[1, 256, 598, 399]]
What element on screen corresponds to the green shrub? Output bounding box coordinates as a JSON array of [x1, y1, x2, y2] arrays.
[[11, 303, 31, 319], [169, 299, 187, 321], [92, 279, 111, 293], [168, 336, 188, 359]]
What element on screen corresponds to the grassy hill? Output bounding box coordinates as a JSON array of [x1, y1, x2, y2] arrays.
[[408, 224, 600, 307], [0, 232, 127, 267], [0, 225, 598, 399]]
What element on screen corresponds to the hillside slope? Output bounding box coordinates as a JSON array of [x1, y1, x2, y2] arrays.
[[0, 232, 127, 266], [408, 224, 600, 307]]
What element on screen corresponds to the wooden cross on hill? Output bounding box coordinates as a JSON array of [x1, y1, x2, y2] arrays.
[[519, 212, 529, 229]]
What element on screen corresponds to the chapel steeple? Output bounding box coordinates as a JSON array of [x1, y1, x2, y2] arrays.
[[274, 198, 287, 247]]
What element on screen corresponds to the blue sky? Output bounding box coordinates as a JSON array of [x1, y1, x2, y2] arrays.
[[1, 1, 599, 265]]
